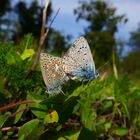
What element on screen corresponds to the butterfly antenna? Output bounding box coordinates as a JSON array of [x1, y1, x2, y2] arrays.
[[60, 90, 66, 95], [46, 8, 60, 34], [97, 59, 111, 71]]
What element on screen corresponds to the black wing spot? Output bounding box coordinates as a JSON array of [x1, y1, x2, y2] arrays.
[[48, 79, 51, 83], [73, 44, 76, 47]]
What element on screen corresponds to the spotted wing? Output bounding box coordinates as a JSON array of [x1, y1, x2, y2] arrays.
[[40, 53, 69, 94], [62, 36, 97, 81]]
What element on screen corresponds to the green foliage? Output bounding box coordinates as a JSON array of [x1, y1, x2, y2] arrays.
[[0, 112, 11, 128], [129, 23, 140, 51], [122, 51, 140, 80], [0, 0, 52, 42], [0, 34, 42, 105], [86, 32, 115, 66], [0, 34, 140, 139], [0, 0, 139, 139], [122, 23, 140, 79], [74, 1, 126, 34]]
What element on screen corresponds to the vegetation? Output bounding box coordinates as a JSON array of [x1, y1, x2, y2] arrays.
[[0, 35, 140, 139], [0, 0, 140, 140], [121, 23, 140, 80]]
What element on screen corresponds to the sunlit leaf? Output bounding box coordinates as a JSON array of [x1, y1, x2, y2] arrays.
[[27, 93, 44, 103], [18, 119, 40, 140], [44, 110, 59, 124], [58, 130, 80, 140], [0, 112, 11, 128], [14, 104, 26, 124], [112, 127, 128, 136], [29, 103, 48, 119], [21, 49, 35, 60]]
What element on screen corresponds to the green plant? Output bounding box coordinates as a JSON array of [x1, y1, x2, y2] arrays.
[[0, 35, 140, 140]]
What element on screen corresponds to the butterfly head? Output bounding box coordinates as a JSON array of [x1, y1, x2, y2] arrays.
[[94, 71, 99, 78]]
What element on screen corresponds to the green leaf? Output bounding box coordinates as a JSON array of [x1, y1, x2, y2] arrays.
[[29, 103, 48, 119], [21, 49, 35, 60], [27, 93, 44, 103], [27, 93, 47, 119], [19, 135, 24, 140], [112, 127, 128, 136], [105, 122, 111, 131], [18, 119, 39, 140], [58, 130, 80, 140], [56, 124, 62, 131], [0, 112, 11, 128], [14, 104, 26, 124], [44, 110, 59, 124], [26, 123, 45, 140]]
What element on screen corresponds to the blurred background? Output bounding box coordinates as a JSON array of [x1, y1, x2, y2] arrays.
[[0, 1, 140, 139], [1, 0, 140, 80]]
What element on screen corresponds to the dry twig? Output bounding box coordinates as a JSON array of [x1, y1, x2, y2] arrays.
[[0, 100, 35, 111]]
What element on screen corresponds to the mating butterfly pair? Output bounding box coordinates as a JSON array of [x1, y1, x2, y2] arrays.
[[40, 36, 99, 94]]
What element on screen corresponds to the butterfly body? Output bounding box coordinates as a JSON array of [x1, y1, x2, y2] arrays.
[[40, 36, 98, 94]]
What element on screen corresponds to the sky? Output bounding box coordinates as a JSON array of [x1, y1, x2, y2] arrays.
[[49, 0, 140, 43], [11, 0, 140, 49], [12, 0, 140, 42]]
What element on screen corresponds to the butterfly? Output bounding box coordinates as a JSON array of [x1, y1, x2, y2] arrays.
[[40, 53, 69, 94], [40, 36, 99, 94], [62, 36, 99, 81]]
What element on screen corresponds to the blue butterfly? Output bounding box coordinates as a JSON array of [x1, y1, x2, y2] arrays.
[[40, 36, 99, 94], [40, 53, 69, 94], [62, 36, 99, 81]]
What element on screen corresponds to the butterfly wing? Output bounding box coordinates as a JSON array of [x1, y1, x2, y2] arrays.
[[40, 53, 69, 94], [63, 36, 97, 81]]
